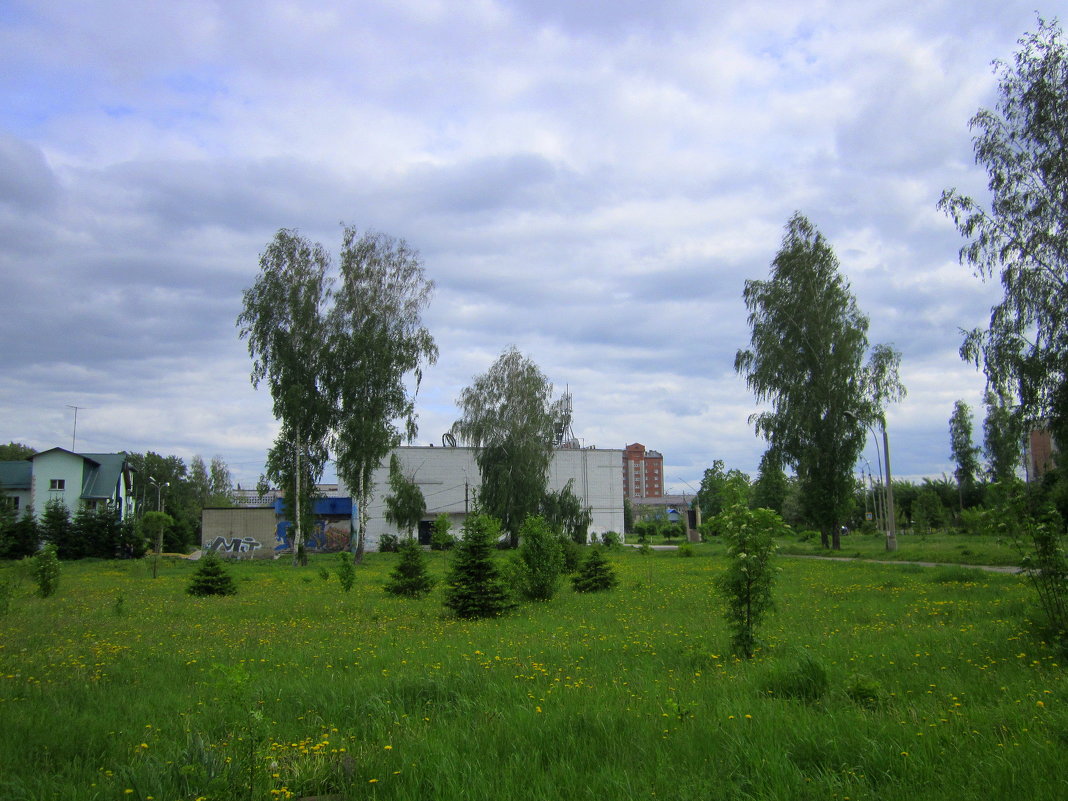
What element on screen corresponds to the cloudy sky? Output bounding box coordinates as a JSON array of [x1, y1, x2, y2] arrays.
[[0, 1, 1049, 491]]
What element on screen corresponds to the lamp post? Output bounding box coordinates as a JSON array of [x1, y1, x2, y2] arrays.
[[148, 478, 169, 512], [847, 413, 897, 552]]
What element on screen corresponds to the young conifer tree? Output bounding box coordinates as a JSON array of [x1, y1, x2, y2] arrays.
[[443, 514, 515, 618], [571, 546, 618, 593], [384, 538, 435, 598], [187, 550, 237, 597]]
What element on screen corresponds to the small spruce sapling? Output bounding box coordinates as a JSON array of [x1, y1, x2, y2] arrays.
[[572, 546, 618, 593], [384, 538, 436, 598], [187, 550, 237, 597], [443, 514, 516, 619]]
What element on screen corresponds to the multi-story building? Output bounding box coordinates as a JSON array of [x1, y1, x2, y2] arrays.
[[623, 443, 664, 499]]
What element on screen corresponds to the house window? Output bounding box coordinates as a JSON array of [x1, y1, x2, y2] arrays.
[[50, 479, 65, 491], [3, 496, 17, 512]]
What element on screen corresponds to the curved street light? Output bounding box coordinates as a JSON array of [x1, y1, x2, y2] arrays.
[[847, 412, 897, 552]]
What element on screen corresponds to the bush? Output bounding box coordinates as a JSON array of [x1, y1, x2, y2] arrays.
[[600, 531, 621, 549], [32, 544, 60, 598], [336, 551, 356, 592], [572, 547, 618, 593], [677, 543, 694, 558], [378, 533, 400, 553], [187, 551, 237, 597], [715, 477, 783, 658], [517, 516, 564, 601], [385, 539, 436, 598], [443, 515, 516, 619]]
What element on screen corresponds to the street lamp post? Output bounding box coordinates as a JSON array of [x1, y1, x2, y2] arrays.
[[847, 413, 898, 552]]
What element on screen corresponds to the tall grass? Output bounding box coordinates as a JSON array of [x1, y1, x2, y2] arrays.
[[0, 549, 1064, 800]]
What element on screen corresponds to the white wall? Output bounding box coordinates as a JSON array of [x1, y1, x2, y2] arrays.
[[349, 446, 624, 551]]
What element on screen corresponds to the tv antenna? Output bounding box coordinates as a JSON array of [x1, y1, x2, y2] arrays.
[[67, 405, 87, 451]]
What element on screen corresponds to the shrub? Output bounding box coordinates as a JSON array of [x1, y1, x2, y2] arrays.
[[32, 544, 60, 598], [336, 551, 356, 592], [678, 543, 694, 558], [715, 476, 783, 658], [637, 542, 653, 556], [572, 547, 618, 593], [517, 515, 564, 601], [601, 531, 621, 549], [378, 533, 400, 553], [187, 551, 237, 597], [443, 515, 516, 619], [385, 539, 436, 598]]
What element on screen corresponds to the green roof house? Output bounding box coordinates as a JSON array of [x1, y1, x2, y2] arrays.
[[0, 448, 136, 520]]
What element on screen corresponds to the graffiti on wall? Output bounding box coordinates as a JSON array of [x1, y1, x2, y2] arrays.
[[274, 519, 350, 553], [206, 536, 262, 557]]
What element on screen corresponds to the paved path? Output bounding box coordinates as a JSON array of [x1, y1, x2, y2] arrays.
[[782, 553, 1022, 574]]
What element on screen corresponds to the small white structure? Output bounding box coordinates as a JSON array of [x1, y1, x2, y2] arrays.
[[349, 446, 624, 551]]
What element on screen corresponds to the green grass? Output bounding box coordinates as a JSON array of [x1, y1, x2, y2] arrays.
[[774, 530, 1023, 567], [0, 548, 1065, 801]]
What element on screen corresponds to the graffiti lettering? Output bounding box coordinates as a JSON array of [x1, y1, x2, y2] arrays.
[[207, 536, 262, 557]]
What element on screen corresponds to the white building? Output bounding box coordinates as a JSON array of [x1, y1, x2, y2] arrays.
[[350, 445, 624, 550]]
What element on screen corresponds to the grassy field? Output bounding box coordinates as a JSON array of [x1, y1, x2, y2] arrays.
[[1, 546, 1064, 801]]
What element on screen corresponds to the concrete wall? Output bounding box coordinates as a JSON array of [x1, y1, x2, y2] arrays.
[[354, 446, 624, 551], [201, 507, 278, 558]]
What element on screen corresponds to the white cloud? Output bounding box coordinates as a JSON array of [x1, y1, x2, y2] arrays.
[[0, 0, 1047, 490]]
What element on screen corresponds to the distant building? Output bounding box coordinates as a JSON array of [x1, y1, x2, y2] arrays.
[[1025, 428, 1058, 482], [202, 446, 625, 557], [623, 443, 664, 499], [0, 447, 136, 520]]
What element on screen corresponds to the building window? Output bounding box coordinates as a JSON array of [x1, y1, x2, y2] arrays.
[[49, 479, 65, 491], [3, 496, 17, 512]]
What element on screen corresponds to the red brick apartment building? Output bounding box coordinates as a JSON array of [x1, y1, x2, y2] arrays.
[[623, 443, 664, 499]]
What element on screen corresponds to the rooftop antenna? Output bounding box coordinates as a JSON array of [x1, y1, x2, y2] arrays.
[[67, 405, 86, 451]]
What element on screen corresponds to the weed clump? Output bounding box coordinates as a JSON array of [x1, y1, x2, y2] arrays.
[[760, 650, 829, 702], [187, 551, 237, 597]]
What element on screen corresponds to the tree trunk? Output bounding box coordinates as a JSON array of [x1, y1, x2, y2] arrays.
[[820, 529, 830, 549]]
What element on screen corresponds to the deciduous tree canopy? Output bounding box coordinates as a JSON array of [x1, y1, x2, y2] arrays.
[[735, 212, 904, 549]]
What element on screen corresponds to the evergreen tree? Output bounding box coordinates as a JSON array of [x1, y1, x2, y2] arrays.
[[572, 546, 618, 593], [0, 507, 38, 559], [384, 538, 435, 598], [39, 499, 75, 559], [443, 514, 515, 619], [187, 551, 237, 596]]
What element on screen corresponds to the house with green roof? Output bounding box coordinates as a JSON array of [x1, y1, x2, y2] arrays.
[[0, 448, 136, 520]]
